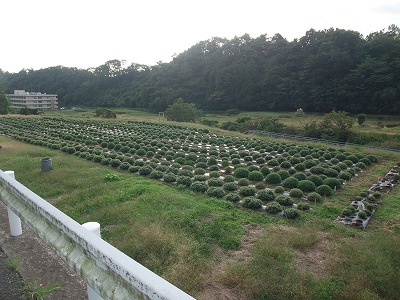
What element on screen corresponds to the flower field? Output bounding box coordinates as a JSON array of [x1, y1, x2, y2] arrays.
[[0, 117, 381, 220]]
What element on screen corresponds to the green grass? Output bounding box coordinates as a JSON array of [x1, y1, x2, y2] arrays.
[[1, 128, 400, 299]]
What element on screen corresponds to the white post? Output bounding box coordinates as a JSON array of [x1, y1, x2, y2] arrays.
[[82, 222, 103, 300], [5, 171, 22, 237]]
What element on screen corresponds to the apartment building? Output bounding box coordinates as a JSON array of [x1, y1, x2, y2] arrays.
[[6, 90, 58, 111]]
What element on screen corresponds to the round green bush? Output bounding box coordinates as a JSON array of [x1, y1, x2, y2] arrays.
[[297, 180, 316, 192], [234, 167, 250, 179], [265, 173, 282, 184], [208, 178, 224, 187], [339, 171, 352, 181], [257, 190, 275, 201], [190, 181, 208, 193], [275, 195, 294, 206], [289, 188, 303, 198], [307, 175, 324, 187], [206, 187, 225, 198], [237, 178, 250, 186], [239, 186, 257, 197], [163, 173, 176, 183], [225, 193, 240, 202], [324, 168, 339, 178], [193, 168, 206, 175], [307, 192, 323, 203], [177, 176, 192, 187], [274, 186, 285, 194], [323, 178, 342, 190], [209, 171, 220, 178], [285, 208, 300, 219], [139, 166, 152, 176], [242, 197, 263, 209], [248, 170, 264, 182], [260, 166, 271, 176], [315, 184, 334, 196], [128, 165, 139, 173], [267, 159, 280, 166], [277, 170, 290, 181], [223, 182, 237, 191], [297, 202, 311, 211], [224, 175, 235, 182], [282, 177, 299, 189], [292, 172, 307, 181], [149, 170, 164, 179], [265, 202, 283, 214], [310, 166, 325, 174]]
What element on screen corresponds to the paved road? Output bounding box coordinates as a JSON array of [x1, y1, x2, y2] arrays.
[[0, 202, 87, 300]]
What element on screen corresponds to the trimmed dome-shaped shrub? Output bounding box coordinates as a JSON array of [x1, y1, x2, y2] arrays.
[[292, 172, 307, 181], [307, 175, 324, 187], [223, 182, 237, 191], [248, 170, 264, 182], [274, 186, 285, 194], [234, 167, 250, 179], [257, 190, 275, 201], [323, 178, 342, 190], [307, 192, 323, 203], [289, 188, 303, 198], [282, 177, 299, 189], [139, 166, 152, 176], [190, 181, 208, 193], [242, 197, 263, 209], [224, 175, 235, 183], [194, 168, 206, 175], [285, 208, 300, 219], [297, 180, 316, 192], [297, 202, 311, 211], [149, 170, 164, 179], [209, 171, 220, 178], [206, 187, 225, 198], [339, 171, 352, 181], [266, 202, 283, 214], [177, 176, 192, 187], [237, 178, 250, 186], [239, 186, 257, 197], [275, 195, 294, 206], [208, 178, 224, 187], [225, 193, 240, 202], [277, 170, 290, 181], [315, 184, 334, 196], [260, 166, 271, 176], [163, 173, 176, 183], [324, 168, 339, 178], [265, 173, 282, 184], [119, 162, 131, 170]]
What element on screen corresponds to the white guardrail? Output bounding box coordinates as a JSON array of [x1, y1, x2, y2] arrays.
[[0, 170, 195, 300]]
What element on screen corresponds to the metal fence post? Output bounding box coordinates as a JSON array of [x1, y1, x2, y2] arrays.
[[4, 171, 22, 236], [82, 222, 103, 300]]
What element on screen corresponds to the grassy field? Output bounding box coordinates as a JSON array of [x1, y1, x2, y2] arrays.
[[1, 112, 400, 299]]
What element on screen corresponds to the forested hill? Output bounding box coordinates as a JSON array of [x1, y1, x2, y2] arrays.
[[1, 25, 399, 114]]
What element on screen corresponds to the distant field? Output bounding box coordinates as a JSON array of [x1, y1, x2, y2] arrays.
[[43, 108, 400, 137], [2, 112, 399, 299]]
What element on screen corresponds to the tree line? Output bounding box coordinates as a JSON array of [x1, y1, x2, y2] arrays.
[[0, 25, 399, 114]]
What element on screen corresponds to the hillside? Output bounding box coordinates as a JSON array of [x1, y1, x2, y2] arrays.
[[0, 25, 399, 114]]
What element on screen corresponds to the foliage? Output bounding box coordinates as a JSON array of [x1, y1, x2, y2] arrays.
[[0, 89, 11, 115], [165, 98, 201, 122], [95, 108, 116, 118], [242, 197, 263, 209], [265, 202, 283, 214], [357, 113, 367, 125], [285, 208, 300, 219]]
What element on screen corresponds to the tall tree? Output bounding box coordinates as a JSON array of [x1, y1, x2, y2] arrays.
[[0, 89, 11, 115]]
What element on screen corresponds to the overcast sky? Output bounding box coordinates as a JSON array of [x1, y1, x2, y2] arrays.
[[1, 0, 399, 73]]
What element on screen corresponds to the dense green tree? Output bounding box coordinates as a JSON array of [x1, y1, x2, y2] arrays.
[[0, 89, 10, 115], [165, 98, 201, 122], [318, 110, 354, 141]]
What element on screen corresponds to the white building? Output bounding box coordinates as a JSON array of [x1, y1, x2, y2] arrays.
[[6, 90, 58, 111]]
